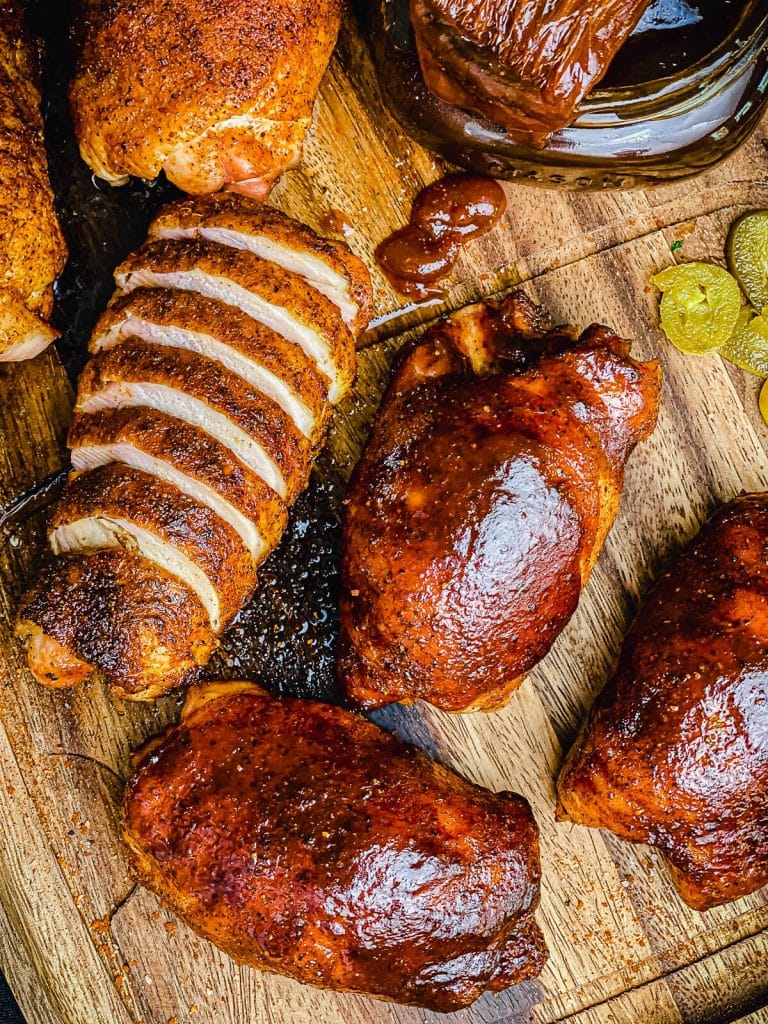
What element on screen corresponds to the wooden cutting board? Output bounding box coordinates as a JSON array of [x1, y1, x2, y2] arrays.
[[1, 6, 768, 1024]]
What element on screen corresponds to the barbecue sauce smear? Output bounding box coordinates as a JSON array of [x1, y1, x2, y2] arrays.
[[376, 174, 507, 300]]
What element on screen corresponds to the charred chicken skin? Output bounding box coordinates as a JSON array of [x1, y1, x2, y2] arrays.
[[410, 0, 651, 144], [338, 292, 661, 712], [16, 193, 371, 700], [557, 495, 768, 911], [0, 2, 66, 361], [69, 0, 343, 197], [124, 681, 547, 1010]]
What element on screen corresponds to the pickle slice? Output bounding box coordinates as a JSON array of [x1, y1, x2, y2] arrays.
[[720, 307, 768, 376], [727, 211, 768, 311], [760, 380, 768, 428], [651, 262, 742, 355]]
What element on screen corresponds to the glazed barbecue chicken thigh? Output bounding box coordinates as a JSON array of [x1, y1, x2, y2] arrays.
[[17, 194, 371, 700], [124, 682, 547, 1010], [0, 2, 66, 361], [338, 292, 661, 712], [558, 495, 768, 911], [69, 0, 343, 197]]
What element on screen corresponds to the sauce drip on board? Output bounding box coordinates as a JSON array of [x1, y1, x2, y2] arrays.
[[375, 174, 506, 300], [318, 207, 354, 237]]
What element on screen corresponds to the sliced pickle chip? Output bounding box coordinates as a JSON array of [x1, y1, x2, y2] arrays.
[[720, 307, 768, 376], [760, 379, 768, 428], [651, 262, 742, 355], [727, 211, 768, 311]]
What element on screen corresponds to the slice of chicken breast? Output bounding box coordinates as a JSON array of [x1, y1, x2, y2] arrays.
[[76, 339, 311, 501], [50, 464, 253, 632], [148, 194, 372, 332], [68, 407, 288, 562], [90, 289, 327, 440], [114, 239, 355, 403], [17, 548, 216, 699]]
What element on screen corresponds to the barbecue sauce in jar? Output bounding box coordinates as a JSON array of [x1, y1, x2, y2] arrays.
[[603, 0, 745, 87], [376, 174, 507, 299], [368, 0, 767, 189]]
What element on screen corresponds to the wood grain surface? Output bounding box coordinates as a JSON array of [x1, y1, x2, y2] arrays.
[[1, 6, 768, 1024]]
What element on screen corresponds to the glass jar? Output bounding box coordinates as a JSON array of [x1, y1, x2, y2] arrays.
[[367, 0, 768, 190]]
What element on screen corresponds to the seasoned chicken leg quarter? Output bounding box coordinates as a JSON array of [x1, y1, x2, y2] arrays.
[[69, 0, 343, 197], [558, 495, 768, 910], [124, 682, 547, 1010], [338, 292, 662, 712]]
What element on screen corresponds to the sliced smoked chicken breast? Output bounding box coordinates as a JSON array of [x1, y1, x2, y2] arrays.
[[76, 339, 309, 501], [125, 681, 547, 1009], [17, 194, 372, 700], [148, 193, 373, 333], [0, 3, 66, 361], [114, 239, 356, 403], [69, 0, 343, 198], [90, 290, 330, 441], [68, 408, 288, 563]]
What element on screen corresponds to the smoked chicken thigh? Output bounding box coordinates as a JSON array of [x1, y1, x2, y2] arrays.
[[558, 495, 768, 911], [69, 0, 343, 197], [338, 292, 661, 712], [124, 681, 547, 1010], [0, 2, 66, 361], [17, 194, 371, 700], [410, 0, 651, 144]]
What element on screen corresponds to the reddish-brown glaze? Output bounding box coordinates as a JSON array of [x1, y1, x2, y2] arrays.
[[376, 225, 458, 285], [557, 495, 768, 911], [410, 0, 652, 144], [318, 207, 354, 239], [338, 292, 661, 712], [124, 682, 547, 1010], [411, 173, 507, 240], [375, 173, 506, 300]]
